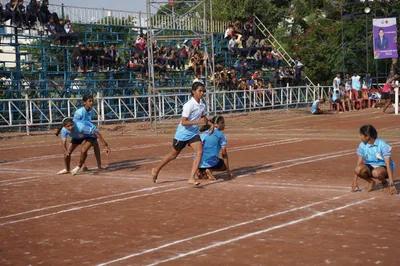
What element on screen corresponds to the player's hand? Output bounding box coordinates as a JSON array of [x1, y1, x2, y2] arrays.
[[201, 117, 208, 125], [389, 185, 398, 195], [64, 151, 71, 158], [227, 171, 235, 180], [208, 124, 215, 134], [351, 180, 359, 192], [104, 147, 111, 155]]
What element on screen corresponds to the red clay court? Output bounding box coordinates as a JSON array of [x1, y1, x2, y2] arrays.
[[0, 108, 399, 266]]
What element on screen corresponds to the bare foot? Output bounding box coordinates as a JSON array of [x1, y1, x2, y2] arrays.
[[205, 169, 216, 181], [97, 164, 109, 170], [366, 180, 376, 192], [188, 178, 200, 186], [81, 167, 90, 172], [151, 168, 158, 183]]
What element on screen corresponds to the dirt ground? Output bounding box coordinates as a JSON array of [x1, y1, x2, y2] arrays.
[[0, 107, 399, 266]]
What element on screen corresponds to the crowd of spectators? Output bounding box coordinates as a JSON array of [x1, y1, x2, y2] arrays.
[[1, 3, 305, 91], [0, 0, 53, 28]]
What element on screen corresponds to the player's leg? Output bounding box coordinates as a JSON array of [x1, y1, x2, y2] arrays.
[[355, 164, 375, 192], [71, 141, 94, 175], [152, 141, 182, 183], [371, 167, 388, 187], [93, 140, 107, 170], [188, 140, 203, 185]]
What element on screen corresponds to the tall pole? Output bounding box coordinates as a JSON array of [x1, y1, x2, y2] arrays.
[[341, 1, 345, 77], [365, 13, 369, 73]]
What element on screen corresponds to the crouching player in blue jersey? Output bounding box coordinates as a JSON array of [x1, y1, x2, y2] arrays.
[[352, 125, 398, 195], [73, 95, 108, 170], [56, 118, 111, 176], [197, 115, 234, 181]]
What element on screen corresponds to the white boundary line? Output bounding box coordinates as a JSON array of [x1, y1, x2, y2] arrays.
[[97, 194, 350, 266], [0, 186, 187, 226], [246, 184, 349, 192], [0, 176, 40, 183], [0, 184, 173, 220], [0, 179, 41, 187], [143, 197, 375, 266]]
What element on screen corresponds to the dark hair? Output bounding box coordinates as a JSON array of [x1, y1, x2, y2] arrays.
[[378, 28, 384, 33], [55, 118, 73, 136], [82, 94, 94, 102], [359, 124, 378, 139], [191, 82, 205, 96], [200, 115, 224, 132]]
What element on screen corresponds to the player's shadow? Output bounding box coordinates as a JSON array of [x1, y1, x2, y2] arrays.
[[196, 164, 273, 189], [101, 158, 152, 172], [231, 164, 273, 176]]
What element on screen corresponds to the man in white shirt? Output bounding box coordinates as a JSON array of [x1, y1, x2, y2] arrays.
[[351, 72, 361, 100], [333, 73, 341, 91]]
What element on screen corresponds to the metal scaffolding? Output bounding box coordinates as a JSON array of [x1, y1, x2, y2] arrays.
[[146, 0, 216, 131]]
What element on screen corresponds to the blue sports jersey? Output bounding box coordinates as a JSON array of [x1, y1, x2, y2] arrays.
[[174, 97, 207, 141], [357, 138, 395, 170], [61, 121, 98, 140], [311, 100, 320, 114], [73, 107, 94, 122], [331, 90, 344, 102], [199, 128, 227, 168]]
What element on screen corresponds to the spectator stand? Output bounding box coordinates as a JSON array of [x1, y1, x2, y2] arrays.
[[145, 0, 216, 132]]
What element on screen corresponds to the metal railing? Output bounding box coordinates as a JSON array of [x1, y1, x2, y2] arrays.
[[0, 85, 331, 134]]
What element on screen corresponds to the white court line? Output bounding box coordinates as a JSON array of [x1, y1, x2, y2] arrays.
[[0, 184, 173, 220], [0, 142, 171, 166], [143, 197, 375, 266], [97, 194, 349, 266], [0, 179, 41, 187], [246, 184, 349, 192], [0, 176, 40, 183], [249, 181, 350, 189], [0, 186, 187, 226]]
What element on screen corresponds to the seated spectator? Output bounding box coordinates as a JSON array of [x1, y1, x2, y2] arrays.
[[63, 19, 78, 42], [271, 47, 283, 68], [40, 0, 51, 24], [237, 76, 249, 90], [109, 44, 120, 69], [47, 15, 63, 44], [26, 0, 40, 28], [100, 46, 112, 71], [332, 83, 353, 113], [178, 42, 189, 70], [228, 35, 238, 55], [188, 52, 204, 78], [224, 24, 233, 39], [168, 48, 179, 70], [6, 0, 20, 26], [17, 0, 28, 27], [126, 53, 146, 77]]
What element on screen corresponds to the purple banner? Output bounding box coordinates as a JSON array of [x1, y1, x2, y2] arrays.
[[373, 18, 398, 59]]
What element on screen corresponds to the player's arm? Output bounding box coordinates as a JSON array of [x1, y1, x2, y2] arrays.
[[352, 156, 364, 192], [93, 131, 110, 154], [384, 157, 397, 195], [221, 147, 234, 179]]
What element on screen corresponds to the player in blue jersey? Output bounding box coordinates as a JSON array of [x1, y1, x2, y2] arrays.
[[73, 95, 107, 170], [352, 125, 397, 195], [151, 82, 214, 186], [56, 118, 111, 176], [197, 115, 234, 181]]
